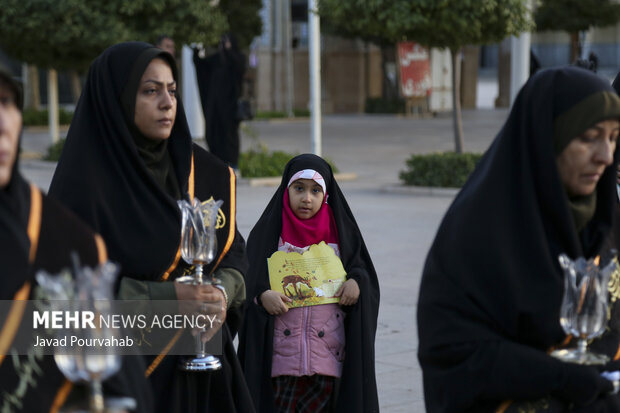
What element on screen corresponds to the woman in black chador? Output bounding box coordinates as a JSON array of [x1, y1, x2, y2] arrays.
[[49, 42, 253, 413], [418, 66, 620, 412], [193, 33, 246, 169], [0, 68, 153, 412]]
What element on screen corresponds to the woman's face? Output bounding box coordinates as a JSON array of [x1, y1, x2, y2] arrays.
[[287, 178, 325, 220], [134, 58, 177, 140], [0, 85, 21, 188], [556, 119, 620, 197]]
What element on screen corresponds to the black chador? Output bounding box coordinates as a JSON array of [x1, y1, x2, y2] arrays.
[[0, 68, 153, 412], [418, 67, 620, 412], [49, 42, 252, 413], [0, 165, 107, 413], [238, 154, 380, 412], [193, 34, 245, 168]]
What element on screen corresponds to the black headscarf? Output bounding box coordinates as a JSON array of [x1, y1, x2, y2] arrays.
[[0, 67, 30, 289], [119, 47, 180, 199], [608, 72, 620, 259], [49, 42, 191, 280], [613, 71, 620, 97], [418, 67, 620, 412], [238, 154, 380, 412], [0, 66, 23, 110]]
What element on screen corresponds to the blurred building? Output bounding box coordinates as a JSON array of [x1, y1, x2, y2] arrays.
[[252, 0, 383, 114], [0, 49, 76, 109], [482, 25, 620, 74]]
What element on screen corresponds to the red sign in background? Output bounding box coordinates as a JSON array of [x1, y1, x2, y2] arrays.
[[397, 42, 431, 98]]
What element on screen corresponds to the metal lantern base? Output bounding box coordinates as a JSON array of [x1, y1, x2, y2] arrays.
[[179, 354, 222, 371], [550, 348, 609, 365], [175, 266, 222, 372]]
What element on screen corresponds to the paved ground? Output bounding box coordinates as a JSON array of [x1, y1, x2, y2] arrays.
[[19, 105, 509, 412]]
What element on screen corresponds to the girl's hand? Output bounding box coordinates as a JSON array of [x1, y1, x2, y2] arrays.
[[260, 290, 292, 316], [336, 279, 360, 306]]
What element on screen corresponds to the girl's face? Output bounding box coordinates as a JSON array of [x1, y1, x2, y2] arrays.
[[288, 178, 324, 219], [134, 58, 177, 140], [556, 119, 620, 197]]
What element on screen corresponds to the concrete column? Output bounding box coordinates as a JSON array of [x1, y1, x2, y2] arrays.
[[284, 0, 294, 117], [429, 48, 452, 112], [509, 0, 532, 105], [309, 0, 322, 156], [21, 64, 29, 108], [182, 45, 204, 139], [273, 0, 283, 111], [509, 32, 530, 105]]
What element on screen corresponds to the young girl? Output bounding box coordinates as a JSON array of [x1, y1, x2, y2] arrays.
[[239, 154, 380, 412]]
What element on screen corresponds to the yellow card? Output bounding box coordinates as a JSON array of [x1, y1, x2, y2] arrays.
[[267, 241, 347, 308]]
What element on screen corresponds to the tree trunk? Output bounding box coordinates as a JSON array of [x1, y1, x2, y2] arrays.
[[460, 45, 479, 109], [24, 65, 40, 110], [451, 48, 465, 154], [570, 32, 580, 63], [48, 69, 59, 144], [495, 38, 511, 108], [69, 71, 82, 104]]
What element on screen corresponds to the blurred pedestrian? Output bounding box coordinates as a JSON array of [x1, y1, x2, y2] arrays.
[[590, 52, 600, 73], [193, 33, 246, 170], [530, 49, 541, 76], [155, 34, 176, 58]]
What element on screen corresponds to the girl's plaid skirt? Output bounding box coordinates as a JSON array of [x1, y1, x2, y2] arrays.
[[272, 375, 335, 413]]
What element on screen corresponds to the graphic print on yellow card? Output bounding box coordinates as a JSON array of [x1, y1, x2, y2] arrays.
[[268, 241, 347, 308]]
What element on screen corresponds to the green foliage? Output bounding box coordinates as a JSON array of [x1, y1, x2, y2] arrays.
[[119, 0, 227, 48], [254, 111, 288, 120], [22, 109, 73, 126], [0, 0, 264, 71], [254, 109, 311, 120], [218, 0, 263, 49], [318, 0, 533, 154], [240, 122, 259, 140], [535, 0, 620, 33], [43, 138, 341, 177], [239, 147, 339, 178], [0, 1, 129, 71], [365, 97, 405, 114], [319, 0, 533, 51], [0, 1, 227, 71], [239, 147, 298, 177], [43, 138, 66, 162], [399, 152, 483, 187]]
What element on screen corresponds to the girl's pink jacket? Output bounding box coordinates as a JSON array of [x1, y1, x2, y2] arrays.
[[271, 303, 346, 378]]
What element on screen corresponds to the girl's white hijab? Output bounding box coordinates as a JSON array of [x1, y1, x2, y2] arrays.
[[286, 169, 327, 195]]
